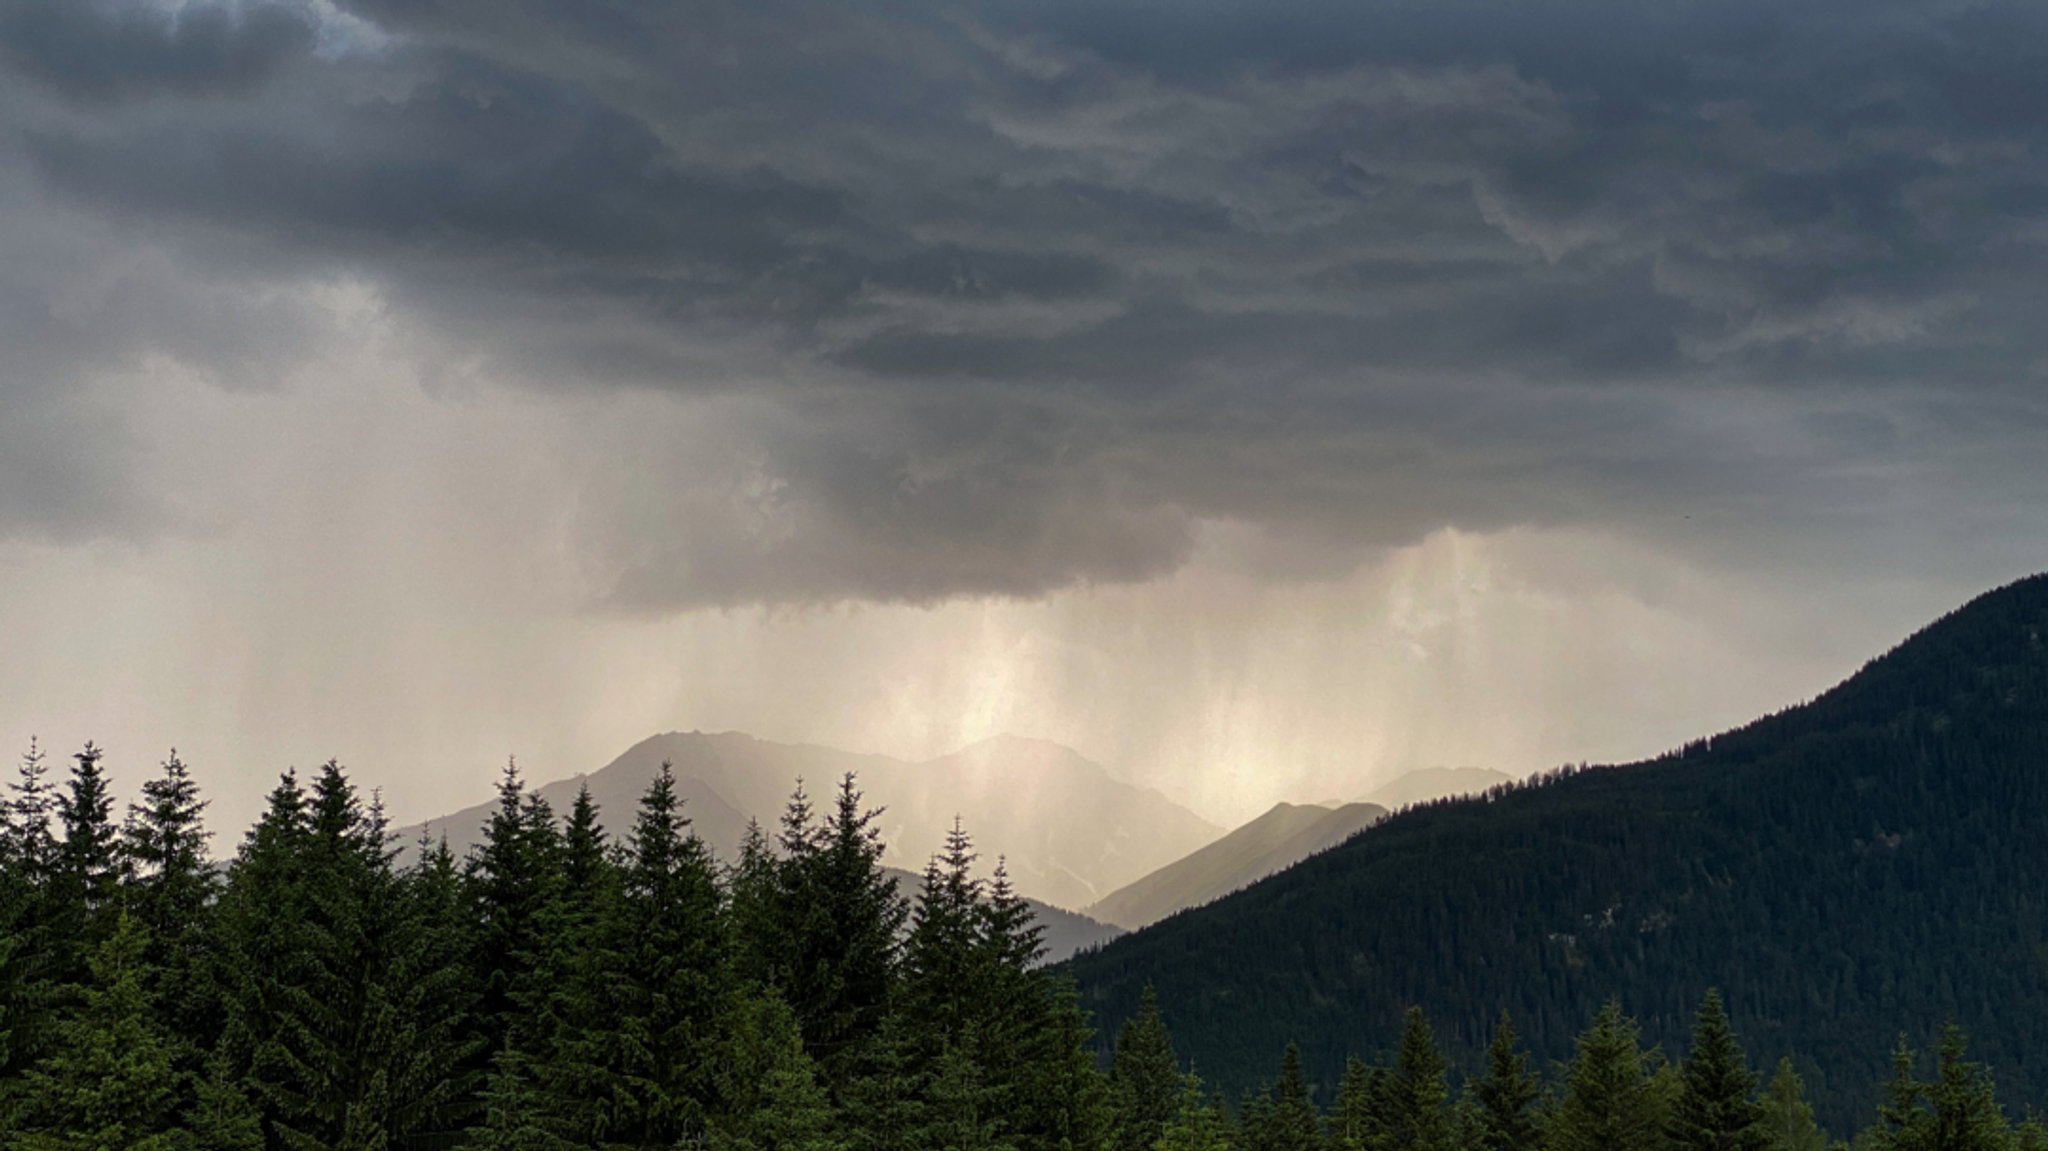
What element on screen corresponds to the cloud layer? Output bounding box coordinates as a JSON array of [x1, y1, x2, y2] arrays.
[[7, 0, 2048, 609]]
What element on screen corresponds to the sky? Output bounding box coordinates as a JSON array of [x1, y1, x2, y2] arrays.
[[3, 0, 2047, 835]]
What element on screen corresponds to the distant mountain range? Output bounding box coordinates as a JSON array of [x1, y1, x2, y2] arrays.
[[391, 731, 1209, 960], [1084, 801, 1388, 930], [1065, 573, 2048, 1130], [1360, 766, 1512, 810]]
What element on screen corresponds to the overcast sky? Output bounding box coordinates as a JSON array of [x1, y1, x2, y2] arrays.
[[4, 0, 2047, 834]]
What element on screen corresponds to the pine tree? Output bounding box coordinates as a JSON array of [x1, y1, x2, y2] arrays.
[[1254, 1044, 1322, 1151], [461, 1048, 577, 1151], [1549, 1000, 1667, 1151], [1922, 1025, 2011, 1151], [187, 1044, 265, 1151], [902, 819, 984, 1050], [2, 741, 64, 1106], [11, 911, 186, 1151], [1760, 1059, 1827, 1151], [607, 759, 730, 1149], [1871, 1038, 1930, 1151], [123, 749, 218, 1049], [528, 785, 621, 1147], [52, 744, 123, 978], [210, 769, 316, 1144], [1472, 1011, 1541, 1151], [1671, 991, 1767, 1151], [1158, 1073, 1234, 1151], [710, 990, 843, 1151], [1387, 1008, 1455, 1151], [1328, 1057, 1380, 1151], [467, 759, 562, 1064], [1109, 986, 1182, 1151], [808, 776, 906, 1084]]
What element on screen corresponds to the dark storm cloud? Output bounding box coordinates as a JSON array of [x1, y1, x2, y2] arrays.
[[4, 0, 2048, 603], [0, 0, 315, 103]]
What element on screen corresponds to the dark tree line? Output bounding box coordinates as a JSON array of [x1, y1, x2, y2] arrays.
[[0, 747, 1104, 1150], [7, 743, 2048, 1151]]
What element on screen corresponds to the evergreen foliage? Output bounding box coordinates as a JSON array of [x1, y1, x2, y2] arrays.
[[1065, 574, 2048, 1130], [4, 698, 2048, 1151], [1670, 991, 1767, 1151]]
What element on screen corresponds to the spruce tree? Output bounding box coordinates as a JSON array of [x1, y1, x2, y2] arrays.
[[467, 759, 562, 1064], [709, 990, 842, 1151], [12, 911, 185, 1151], [1387, 1007, 1454, 1151], [1549, 1000, 1667, 1151], [1328, 1057, 1380, 1151], [1472, 1011, 1541, 1151], [1922, 1025, 2011, 1151], [123, 749, 218, 1048], [1258, 1044, 1323, 1151], [1158, 1073, 1234, 1151], [210, 769, 316, 1143], [1109, 986, 1182, 1151], [52, 744, 122, 978], [2, 741, 63, 1106], [461, 1048, 577, 1151], [1671, 990, 1767, 1151], [1760, 1059, 1827, 1151], [808, 776, 906, 1083], [902, 820, 984, 1050], [607, 759, 730, 1149]]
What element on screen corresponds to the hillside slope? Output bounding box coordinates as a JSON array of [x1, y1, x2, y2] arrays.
[[1065, 574, 2048, 1129], [1084, 802, 1387, 929]]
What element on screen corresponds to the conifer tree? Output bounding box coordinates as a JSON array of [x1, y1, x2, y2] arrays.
[[467, 759, 562, 1064], [1671, 991, 1767, 1151], [12, 911, 185, 1151], [52, 744, 122, 975], [711, 990, 843, 1151], [1255, 1044, 1323, 1151], [210, 768, 315, 1142], [903, 820, 984, 1049], [123, 749, 217, 1047], [607, 760, 730, 1149], [1472, 1011, 1541, 1151], [1328, 1057, 1380, 1151], [187, 1044, 265, 1151], [1760, 1059, 1827, 1151], [1109, 986, 1182, 1151], [1922, 1025, 2011, 1151], [462, 1048, 577, 1151], [2, 741, 63, 1105], [1158, 1073, 1234, 1151], [1549, 1000, 1667, 1151], [528, 785, 621, 1147], [811, 776, 906, 1082], [1387, 1007, 1455, 1151]]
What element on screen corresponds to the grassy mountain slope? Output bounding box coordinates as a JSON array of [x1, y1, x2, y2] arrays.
[[1084, 802, 1387, 929], [1065, 574, 2048, 1129]]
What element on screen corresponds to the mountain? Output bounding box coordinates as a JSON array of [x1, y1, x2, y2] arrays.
[[882, 867, 1122, 962], [1083, 801, 1387, 930], [1065, 574, 2048, 1130], [1362, 766, 1513, 810], [393, 731, 1199, 955]]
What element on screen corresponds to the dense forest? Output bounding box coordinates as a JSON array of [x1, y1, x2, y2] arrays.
[[3, 736, 2048, 1150], [1065, 574, 2048, 1132]]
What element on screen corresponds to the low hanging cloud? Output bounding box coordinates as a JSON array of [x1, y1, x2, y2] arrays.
[[4, 0, 2048, 608]]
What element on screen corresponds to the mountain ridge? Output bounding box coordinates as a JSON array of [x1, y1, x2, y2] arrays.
[[1064, 572, 2048, 1130]]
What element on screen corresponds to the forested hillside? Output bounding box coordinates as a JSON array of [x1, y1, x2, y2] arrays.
[[1065, 573, 2048, 1131], [4, 717, 2047, 1148]]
